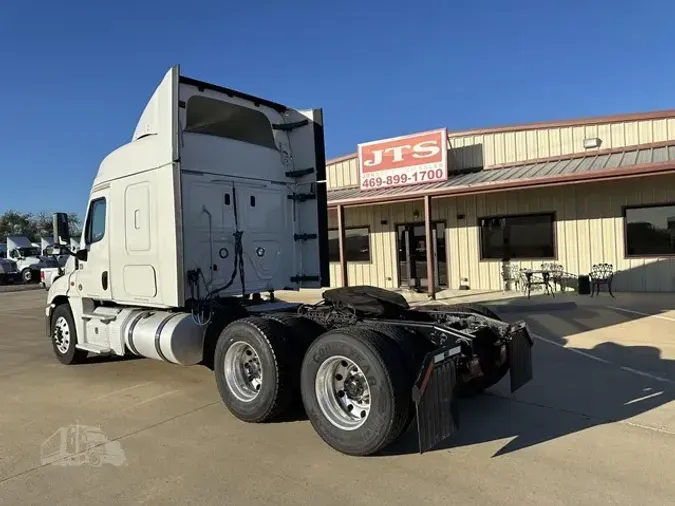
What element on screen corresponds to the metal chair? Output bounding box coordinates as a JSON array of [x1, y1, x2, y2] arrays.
[[541, 262, 565, 292], [589, 263, 615, 298], [500, 261, 523, 292]]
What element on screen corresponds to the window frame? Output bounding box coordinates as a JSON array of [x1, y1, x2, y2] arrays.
[[327, 226, 372, 263], [183, 95, 277, 150], [478, 211, 557, 261], [85, 197, 107, 246], [623, 202, 675, 258]]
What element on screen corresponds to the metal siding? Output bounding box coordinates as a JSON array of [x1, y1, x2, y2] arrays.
[[350, 158, 359, 186], [654, 119, 668, 143], [328, 173, 675, 292], [624, 121, 639, 146], [493, 133, 506, 166], [515, 131, 527, 162], [572, 126, 586, 154], [535, 129, 549, 158], [584, 124, 599, 146], [638, 120, 653, 144], [525, 130, 538, 160], [549, 128, 562, 157], [611, 123, 626, 147], [560, 127, 573, 155], [598, 124, 612, 150], [504, 132, 516, 163]]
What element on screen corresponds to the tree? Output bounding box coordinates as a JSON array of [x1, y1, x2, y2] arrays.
[[0, 210, 36, 243], [0, 210, 82, 245]]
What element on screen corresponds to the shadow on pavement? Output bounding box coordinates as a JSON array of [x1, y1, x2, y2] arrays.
[[381, 297, 675, 457]]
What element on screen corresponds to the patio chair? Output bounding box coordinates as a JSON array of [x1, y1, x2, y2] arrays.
[[500, 261, 524, 292], [589, 263, 615, 298], [541, 262, 565, 292]]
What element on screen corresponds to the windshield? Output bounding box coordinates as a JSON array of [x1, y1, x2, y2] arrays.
[[18, 247, 39, 257]]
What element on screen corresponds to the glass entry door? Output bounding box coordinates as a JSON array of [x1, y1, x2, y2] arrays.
[[396, 222, 447, 290]]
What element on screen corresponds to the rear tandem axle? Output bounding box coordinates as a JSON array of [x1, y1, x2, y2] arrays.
[[217, 286, 534, 456]]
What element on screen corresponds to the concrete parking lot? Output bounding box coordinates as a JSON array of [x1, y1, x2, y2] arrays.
[[1, 289, 674, 505]]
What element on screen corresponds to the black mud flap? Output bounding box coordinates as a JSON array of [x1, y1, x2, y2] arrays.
[[507, 322, 534, 392], [412, 345, 461, 454]]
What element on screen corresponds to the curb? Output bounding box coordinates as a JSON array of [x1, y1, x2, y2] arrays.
[[488, 301, 578, 313], [0, 284, 45, 294]]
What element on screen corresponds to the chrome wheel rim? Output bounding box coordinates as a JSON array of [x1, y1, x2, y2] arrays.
[[224, 341, 263, 402], [315, 355, 371, 431], [53, 316, 70, 354]]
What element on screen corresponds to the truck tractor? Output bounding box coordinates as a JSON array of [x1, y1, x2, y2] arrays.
[[46, 66, 533, 456], [40, 237, 72, 290], [6, 236, 59, 283], [41, 237, 70, 267]]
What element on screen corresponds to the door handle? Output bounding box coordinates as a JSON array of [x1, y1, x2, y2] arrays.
[[102, 271, 108, 291]]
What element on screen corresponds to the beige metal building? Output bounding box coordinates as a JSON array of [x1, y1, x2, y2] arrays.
[[324, 110, 675, 294]]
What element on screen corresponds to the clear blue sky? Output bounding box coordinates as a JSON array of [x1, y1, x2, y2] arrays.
[[1, 0, 674, 218]]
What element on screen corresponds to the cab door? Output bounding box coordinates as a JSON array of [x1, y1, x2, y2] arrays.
[[74, 188, 111, 300]]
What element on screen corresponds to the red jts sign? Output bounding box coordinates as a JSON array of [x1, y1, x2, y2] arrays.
[[358, 128, 448, 190]]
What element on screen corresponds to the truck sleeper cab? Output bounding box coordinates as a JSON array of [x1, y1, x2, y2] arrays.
[[46, 66, 534, 457]]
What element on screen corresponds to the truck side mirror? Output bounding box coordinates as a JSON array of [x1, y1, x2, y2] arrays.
[[53, 212, 70, 244], [76, 249, 88, 262]]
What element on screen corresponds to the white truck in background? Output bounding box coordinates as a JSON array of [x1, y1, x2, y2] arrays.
[[45, 66, 533, 456], [6, 236, 58, 283], [0, 243, 19, 284], [41, 237, 70, 267], [41, 237, 80, 289]]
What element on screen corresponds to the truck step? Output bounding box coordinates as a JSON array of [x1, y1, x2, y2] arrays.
[[81, 308, 121, 323], [75, 343, 112, 355]]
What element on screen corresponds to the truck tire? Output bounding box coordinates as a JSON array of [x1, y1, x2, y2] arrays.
[[50, 304, 88, 365], [214, 316, 294, 423], [300, 326, 410, 456], [360, 323, 433, 430], [263, 313, 324, 353], [361, 323, 432, 374], [263, 313, 326, 405], [21, 269, 32, 284]]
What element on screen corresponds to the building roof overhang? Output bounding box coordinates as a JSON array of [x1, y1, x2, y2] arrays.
[[327, 141, 675, 208]]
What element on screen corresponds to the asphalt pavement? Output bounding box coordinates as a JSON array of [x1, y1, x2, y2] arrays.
[[1, 289, 674, 505]]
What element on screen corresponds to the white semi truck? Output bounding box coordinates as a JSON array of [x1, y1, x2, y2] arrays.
[[46, 66, 534, 456], [6, 236, 58, 283], [41, 237, 70, 267]]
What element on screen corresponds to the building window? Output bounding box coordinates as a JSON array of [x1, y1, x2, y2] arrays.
[[327, 227, 371, 262], [625, 204, 675, 257], [480, 213, 555, 260]]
